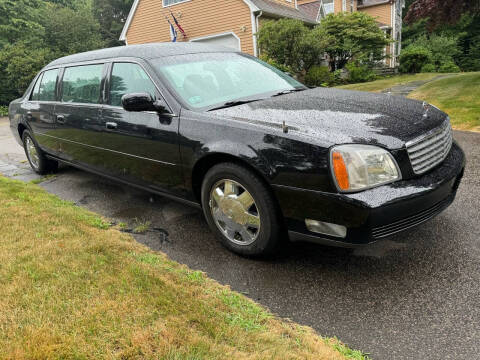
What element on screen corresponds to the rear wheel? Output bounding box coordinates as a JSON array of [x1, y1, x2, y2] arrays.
[[201, 163, 281, 256], [22, 130, 58, 175]]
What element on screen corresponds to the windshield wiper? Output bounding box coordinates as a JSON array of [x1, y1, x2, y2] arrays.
[[207, 99, 262, 111], [272, 88, 307, 97]]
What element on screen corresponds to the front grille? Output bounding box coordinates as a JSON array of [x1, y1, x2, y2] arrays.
[[371, 196, 452, 239], [406, 120, 453, 175]]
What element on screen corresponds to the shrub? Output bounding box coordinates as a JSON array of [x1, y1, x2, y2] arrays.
[[304, 66, 334, 87], [421, 63, 437, 73], [345, 62, 376, 83], [399, 45, 432, 73], [0, 106, 8, 117], [438, 61, 461, 73]]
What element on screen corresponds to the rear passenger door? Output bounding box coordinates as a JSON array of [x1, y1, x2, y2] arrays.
[[101, 61, 182, 195], [54, 63, 107, 169], [24, 69, 60, 154]]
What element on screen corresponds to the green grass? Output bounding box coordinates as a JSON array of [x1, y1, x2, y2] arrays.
[[409, 72, 480, 131], [337, 73, 440, 92], [0, 176, 368, 359], [0, 105, 8, 117]]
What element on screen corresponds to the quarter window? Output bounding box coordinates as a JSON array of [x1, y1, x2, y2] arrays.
[[109, 63, 157, 107], [36, 69, 59, 101], [30, 74, 43, 101], [61, 64, 104, 104]]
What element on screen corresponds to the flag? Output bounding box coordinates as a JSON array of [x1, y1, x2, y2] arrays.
[[166, 18, 177, 42], [170, 10, 186, 37]]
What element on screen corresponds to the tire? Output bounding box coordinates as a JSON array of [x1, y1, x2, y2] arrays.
[[201, 162, 282, 256], [22, 130, 58, 175]]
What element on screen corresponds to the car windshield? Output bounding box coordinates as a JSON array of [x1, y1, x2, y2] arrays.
[[151, 53, 305, 110]]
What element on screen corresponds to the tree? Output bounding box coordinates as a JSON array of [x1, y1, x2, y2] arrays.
[[93, 0, 134, 47], [314, 12, 391, 71], [405, 0, 480, 29], [257, 19, 327, 73], [41, 4, 105, 56]]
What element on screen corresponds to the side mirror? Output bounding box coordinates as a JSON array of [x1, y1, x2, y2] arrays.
[[121, 93, 168, 113]]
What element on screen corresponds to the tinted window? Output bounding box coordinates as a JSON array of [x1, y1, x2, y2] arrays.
[[109, 63, 157, 107], [37, 69, 59, 101], [30, 74, 43, 101], [62, 64, 104, 104]]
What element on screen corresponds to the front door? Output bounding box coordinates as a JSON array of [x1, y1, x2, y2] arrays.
[[101, 61, 182, 195]]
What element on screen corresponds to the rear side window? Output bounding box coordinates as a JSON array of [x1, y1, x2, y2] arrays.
[[35, 69, 59, 101], [62, 64, 104, 104], [109, 62, 157, 107], [30, 74, 43, 101]]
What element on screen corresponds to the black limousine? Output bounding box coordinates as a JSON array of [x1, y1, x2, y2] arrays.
[[9, 43, 465, 256]]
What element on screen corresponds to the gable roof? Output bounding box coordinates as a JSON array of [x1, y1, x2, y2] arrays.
[[249, 0, 318, 23], [298, 0, 322, 22]]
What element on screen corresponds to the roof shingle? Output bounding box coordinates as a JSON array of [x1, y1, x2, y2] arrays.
[[250, 0, 318, 24]]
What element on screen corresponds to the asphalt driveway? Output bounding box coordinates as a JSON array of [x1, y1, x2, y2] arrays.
[[1, 117, 479, 360]]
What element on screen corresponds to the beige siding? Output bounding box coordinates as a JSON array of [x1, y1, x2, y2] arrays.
[[358, 3, 392, 26], [126, 0, 255, 55]]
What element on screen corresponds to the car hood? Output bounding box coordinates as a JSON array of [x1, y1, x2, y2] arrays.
[[209, 87, 449, 149]]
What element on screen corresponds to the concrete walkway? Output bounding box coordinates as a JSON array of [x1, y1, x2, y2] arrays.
[[381, 75, 454, 96]]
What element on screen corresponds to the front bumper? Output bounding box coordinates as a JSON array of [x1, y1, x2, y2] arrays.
[[274, 142, 466, 247]]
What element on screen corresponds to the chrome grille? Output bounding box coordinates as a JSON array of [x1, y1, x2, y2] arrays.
[[406, 120, 453, 175]]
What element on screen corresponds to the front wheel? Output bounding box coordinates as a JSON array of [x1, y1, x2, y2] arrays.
[[201, 163, 282, 256], [22, 130, 58, 175]]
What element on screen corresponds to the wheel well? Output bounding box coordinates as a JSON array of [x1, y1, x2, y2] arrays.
[[18, 124, 27, 139], [191, 153, 271, 202]]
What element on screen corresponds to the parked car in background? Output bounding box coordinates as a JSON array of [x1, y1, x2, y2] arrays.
[[8, 43, 465, 256]]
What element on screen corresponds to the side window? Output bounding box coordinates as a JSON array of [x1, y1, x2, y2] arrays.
[[30, 73, 43, 101], [38, 69, 59, 101], [62, 64, 104, 104], [109, 62, 157, 107]]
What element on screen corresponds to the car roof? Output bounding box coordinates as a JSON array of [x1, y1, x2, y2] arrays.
[[46, 42, 238, 68]]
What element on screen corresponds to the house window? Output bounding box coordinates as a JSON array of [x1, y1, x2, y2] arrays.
[[163, 0, 189, 6], [323, 0, 334, 14], [342, 0, 347, 11]]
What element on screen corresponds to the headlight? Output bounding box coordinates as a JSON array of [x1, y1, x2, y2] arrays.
[[330, 144, 401, 192]]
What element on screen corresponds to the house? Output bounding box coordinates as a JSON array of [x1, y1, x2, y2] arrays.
[[120, 0, 404, 67]]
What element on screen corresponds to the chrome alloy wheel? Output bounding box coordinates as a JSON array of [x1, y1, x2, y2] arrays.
[[209, 179, 261, 246], [25, 136, 40, 170]]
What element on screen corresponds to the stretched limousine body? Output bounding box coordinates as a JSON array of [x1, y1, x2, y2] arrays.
[[9, 43, 465, 256]]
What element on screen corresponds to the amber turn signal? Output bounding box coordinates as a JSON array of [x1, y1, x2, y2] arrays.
[[332, 152, 350, 191]]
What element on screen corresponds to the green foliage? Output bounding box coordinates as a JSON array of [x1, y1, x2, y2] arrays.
[[257, 19, 326, 73], [304, 66, 334, 87], [259, 55, 292, 73], [421, 63, 437, 72], [413, 34, 461, 70], [0, 0, 133, 105], [345, 62, 377, 83], [438, 61, 461, 73], [0, 105, 8, 116], [399, 45, 432, 73], [314, 12, 391, 71]]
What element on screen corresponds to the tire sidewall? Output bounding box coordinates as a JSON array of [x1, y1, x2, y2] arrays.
[[22, 130, 46, 174], [201, 164, 278, 256]]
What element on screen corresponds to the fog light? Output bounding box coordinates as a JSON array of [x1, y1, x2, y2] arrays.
[[305, 219, 347, 238]]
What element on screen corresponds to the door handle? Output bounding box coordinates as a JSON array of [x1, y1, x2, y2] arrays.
[[56, 115, 65, 124], [26, 112, 32, 120], [105, 122, 117, 130]]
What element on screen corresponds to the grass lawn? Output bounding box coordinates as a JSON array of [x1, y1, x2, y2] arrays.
[[409, 72, 480, 131], [0, 176, 368, 360], [337, 73, 440, 92]]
